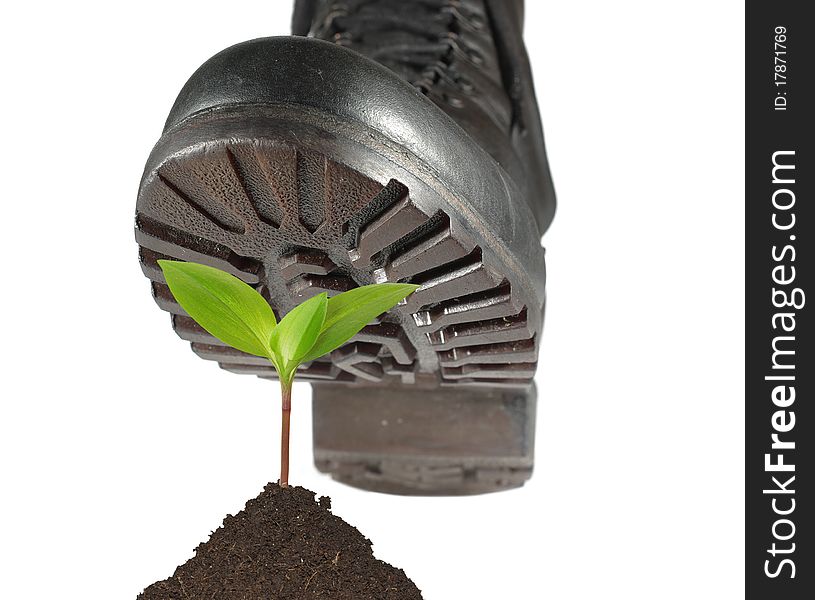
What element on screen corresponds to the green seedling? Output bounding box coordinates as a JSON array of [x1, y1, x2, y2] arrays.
[[157, 260, 419, 486]]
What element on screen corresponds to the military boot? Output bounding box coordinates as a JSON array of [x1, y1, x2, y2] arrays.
[[135, 0, 555, 495]]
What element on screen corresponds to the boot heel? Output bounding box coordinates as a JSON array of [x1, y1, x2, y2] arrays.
[[312, 381, 535, 495]]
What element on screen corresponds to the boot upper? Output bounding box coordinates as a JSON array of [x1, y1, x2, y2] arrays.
[[294, 0, 555, 233]]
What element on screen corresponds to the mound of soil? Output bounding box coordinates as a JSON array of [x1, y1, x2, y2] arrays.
[[138, 484, 422, 600]]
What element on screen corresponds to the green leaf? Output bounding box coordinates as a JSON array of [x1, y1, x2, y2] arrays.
[[158, 260, 277, 359], [301, 283, 419, 363], [270, 293, 328, 376]]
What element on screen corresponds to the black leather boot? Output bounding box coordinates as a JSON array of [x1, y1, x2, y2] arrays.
[[136, 0, 555, 495]]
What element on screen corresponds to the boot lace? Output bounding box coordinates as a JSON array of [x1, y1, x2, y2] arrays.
[[310, 0, 485, 97]]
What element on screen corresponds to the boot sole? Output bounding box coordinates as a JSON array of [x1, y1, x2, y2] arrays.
[[136, 37, 548, 495]]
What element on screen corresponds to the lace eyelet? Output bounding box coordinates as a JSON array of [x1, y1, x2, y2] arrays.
[[467, 48, 484, 65], [333, 31, 353, 46], [455, 75, 475, 94], [443, 93, 464, 108]]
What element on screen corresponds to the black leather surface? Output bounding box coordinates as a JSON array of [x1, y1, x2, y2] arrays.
[[157, 37, 546, 295], [166, 37, 543, 227]]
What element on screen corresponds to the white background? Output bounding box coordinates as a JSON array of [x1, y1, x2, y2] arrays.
[[0, 1, 744, 598]]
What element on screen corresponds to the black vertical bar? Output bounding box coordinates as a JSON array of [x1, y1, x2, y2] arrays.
[[746, 2, 812, 598]]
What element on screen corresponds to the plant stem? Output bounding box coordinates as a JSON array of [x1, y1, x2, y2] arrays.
[[279, 381, 292, 487]]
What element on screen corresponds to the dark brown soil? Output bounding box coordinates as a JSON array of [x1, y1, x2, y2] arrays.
[[138, 484, 423, 600]]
